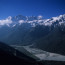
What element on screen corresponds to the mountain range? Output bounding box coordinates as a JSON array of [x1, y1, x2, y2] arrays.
[[0, 14, 65, 55]]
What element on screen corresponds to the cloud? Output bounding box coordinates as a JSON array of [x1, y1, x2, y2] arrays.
[[0, 16, 12, 26], [19, 20, 25, 25]]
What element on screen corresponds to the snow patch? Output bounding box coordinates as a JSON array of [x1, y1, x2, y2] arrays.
[[38, 15, 43, 19], [19, 20, 25, 25]]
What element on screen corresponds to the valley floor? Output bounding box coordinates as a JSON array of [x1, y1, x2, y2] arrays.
[[11, 45, 65, 61]]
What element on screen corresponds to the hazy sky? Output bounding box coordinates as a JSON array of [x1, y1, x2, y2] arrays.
[[0, 0, 65, 19]]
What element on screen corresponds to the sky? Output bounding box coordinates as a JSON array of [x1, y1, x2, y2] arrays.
[[0, 0, 65, 19]]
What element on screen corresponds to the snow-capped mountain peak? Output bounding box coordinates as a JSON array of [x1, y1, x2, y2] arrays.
[[37, 15, 43, 20], [0, 14, 65, 27], [43, 14, 65, 26]]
